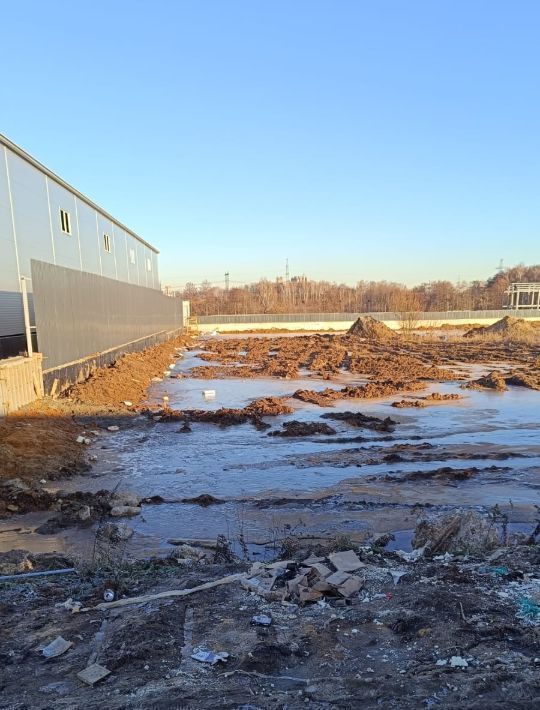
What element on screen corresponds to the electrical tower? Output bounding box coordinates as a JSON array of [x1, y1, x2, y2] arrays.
[[285, 259, 290, 283], [225, 272, 230, 291], [496, 259, 504, 273]]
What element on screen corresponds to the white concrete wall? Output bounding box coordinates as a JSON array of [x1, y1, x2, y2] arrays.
[[198, 316, 540, 333]]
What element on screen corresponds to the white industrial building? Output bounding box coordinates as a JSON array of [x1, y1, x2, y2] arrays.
[[0, 133, 160, 356]]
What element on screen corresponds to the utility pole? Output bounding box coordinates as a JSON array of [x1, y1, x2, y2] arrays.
[[225, 272, 230, 291]]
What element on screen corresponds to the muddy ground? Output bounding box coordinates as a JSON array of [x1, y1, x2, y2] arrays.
[[1, 327, 540, 707], [1, 534, 540, 709], [0, 335, 190, 491]]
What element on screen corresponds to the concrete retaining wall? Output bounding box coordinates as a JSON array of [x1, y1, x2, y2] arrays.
[[0, 354, 44, 416], [197, 312, 540, 333]]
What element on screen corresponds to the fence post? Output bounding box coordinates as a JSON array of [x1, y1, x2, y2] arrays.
[[20, 276, 33, 357]]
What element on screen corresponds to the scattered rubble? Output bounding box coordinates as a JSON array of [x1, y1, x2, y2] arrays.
[[77, 663, 111, 685], [242, 549, 365, 603], [42, 636, 73, 658], [412, 509, 500, 555]]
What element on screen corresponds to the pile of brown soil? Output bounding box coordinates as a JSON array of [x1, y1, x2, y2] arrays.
[[393, 392, 463, 407], [321, 411, 396, 431], [152, 396, 293, 429], [424, 392, 462, 401], [0, 335, 194, 488], [67, 335, 190, 408], [505, 372, 540, 390], [347, 316, 396, 340], [463, 371, 508, 391], [268, 421, 337, 437], [293, 380, 426, 407], [0, 404, 86, 483], [465, 316, 536, 339], [391, 399, 426, 408]]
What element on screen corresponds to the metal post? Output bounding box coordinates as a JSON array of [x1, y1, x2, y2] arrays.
[[20, 276, 33, 357]]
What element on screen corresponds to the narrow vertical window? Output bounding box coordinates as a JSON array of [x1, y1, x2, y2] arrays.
[[103, 233, 111, 252], [129, 248, 136, 264], [146, 257, 152, 272], [60, 209, 71, 234]]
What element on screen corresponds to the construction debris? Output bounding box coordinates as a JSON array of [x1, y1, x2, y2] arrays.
[[77, 663, 111, 685], [41, 636, 73, 658], [94, 572, 246, 610], [191, 649, 229, 665], [242, 550, 365, 603], [413, 510, 500, 556]]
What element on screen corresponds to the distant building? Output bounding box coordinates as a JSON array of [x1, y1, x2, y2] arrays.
[[0, 133, 160, 356], [505, 283, 540, 310]]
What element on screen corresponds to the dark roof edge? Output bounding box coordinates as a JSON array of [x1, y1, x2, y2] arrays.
[[0, 133, 159, 254]]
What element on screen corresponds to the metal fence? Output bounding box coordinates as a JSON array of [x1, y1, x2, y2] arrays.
[[197, 309, 540, 324], [31, 260, 183, 370]]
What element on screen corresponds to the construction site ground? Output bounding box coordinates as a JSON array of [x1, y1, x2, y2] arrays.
[[1, 323, 539, 708]]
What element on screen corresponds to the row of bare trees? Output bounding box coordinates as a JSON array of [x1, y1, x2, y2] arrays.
[[176, 265, 540, 316]]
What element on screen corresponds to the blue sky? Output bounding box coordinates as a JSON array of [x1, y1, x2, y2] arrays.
[[1, 1, 538, 288]]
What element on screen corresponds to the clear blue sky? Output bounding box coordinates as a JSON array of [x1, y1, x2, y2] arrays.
[[1, 1, 538, 288]]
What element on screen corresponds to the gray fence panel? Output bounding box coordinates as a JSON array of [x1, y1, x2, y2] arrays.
[[197, 309, 540, 325], [31, 260, 182, 369]]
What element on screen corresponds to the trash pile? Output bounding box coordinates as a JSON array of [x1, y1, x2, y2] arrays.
[[242, 549, 365, 603]]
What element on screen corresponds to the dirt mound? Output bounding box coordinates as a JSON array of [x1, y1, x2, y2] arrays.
[[424, 392, 462, 402], [151, 396, 293, 430], [462, 370, 508, 391], [293, 380, 426, 407], [268, 421, 337, 437], [67, 335, 190, 408], [391, 399, 426, 408], [0, 404, 87, 484], [465, 316, 535, 339], [321, 411, 396, 431], [347, 316, 396, 340]]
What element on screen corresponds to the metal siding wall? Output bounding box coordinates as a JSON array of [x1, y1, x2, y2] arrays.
[[76, 198, 102, 275], [144, 245, 154, 288], [31, 260, 182, 370], [125, 233, 139, 284], [0, 148, 20, 294], [0, 292, 24, 337], [47, 179, 81, 271], [97, 214, 116, 279], [114, 225, 129, 283], [7, 151, 54, 279], [137, 242, 147, 286], [152, 251, 160, 289], [1, 143, 161, 346]]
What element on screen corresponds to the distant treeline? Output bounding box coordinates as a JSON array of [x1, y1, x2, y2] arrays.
[[178, 265, 540, 316]]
